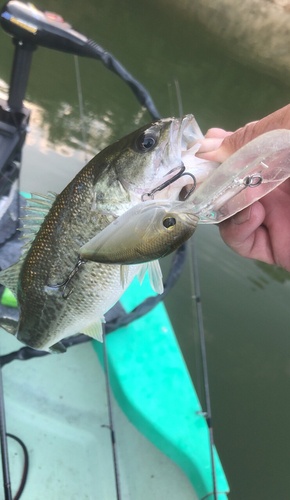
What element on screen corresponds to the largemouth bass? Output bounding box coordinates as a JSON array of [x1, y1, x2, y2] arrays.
[[80, 200, 199, 264], [0, 114, 216, 352]]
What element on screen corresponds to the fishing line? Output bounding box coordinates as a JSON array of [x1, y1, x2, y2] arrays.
[[174, 79, 184, 118], [102, 326, 122, 500], [74, 55, 89, 163]]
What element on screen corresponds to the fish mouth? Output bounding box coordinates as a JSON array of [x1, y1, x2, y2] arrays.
[[168, 115, 218, 201], [134, 114, 218, 204]]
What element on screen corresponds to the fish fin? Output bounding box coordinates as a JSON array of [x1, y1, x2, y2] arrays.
[[82, 317, 105, 342], [120, 265, 130, 289], [0, 317, 18, 335], [148, 260, 164, 294], [137, 261, 164, 294], [19, 192, 57, 244], [19, 241, 34, 260], [30, 192, 57, 206], [49, 341, 66, 354], [21, 206, 50, 215], [0, 261, 22, 297], [137, 263, 147, 285], [18, 225, 40, 232]]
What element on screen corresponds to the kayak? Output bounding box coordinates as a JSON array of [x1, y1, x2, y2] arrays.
[[0, 283, 229, 499], [0, 199, 229, 498]]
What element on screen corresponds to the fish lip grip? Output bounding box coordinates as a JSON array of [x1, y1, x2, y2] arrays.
[[187, 129, 290, 223]]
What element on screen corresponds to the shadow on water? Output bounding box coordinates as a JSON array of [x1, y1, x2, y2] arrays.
[[1, 0, 290, 499], [254, 261, 290, 285]]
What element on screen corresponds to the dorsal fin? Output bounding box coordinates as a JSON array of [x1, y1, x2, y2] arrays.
[[18, 191, 58, 247], [21, 191, 56, 218], [0, 260, 22, 297]]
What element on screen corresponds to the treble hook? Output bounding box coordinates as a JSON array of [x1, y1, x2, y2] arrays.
[[141, 164, 197, 201], [48, 255, 86, 299]]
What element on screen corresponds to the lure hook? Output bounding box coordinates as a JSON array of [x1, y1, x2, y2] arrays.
[[48, 255, 86, 299], [141, 165, 197, 201]]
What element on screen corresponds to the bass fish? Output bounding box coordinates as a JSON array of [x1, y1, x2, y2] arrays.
[[80, 200, 199, 265], [0, 115, 216, 352]]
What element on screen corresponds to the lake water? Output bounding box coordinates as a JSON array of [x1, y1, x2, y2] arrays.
[[1, 0, 290, 498]]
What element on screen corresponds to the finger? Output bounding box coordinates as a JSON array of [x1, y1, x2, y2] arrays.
[[195, 144, 230, 163], [196, 123, 267, 163], [219, 201, 275, 264], [191, 137, 224, 153], [218, 105, 290, 157], [204, 128, 233, 139]]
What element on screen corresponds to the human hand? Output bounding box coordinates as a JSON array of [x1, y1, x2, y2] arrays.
[[194, 104, 290, 272]]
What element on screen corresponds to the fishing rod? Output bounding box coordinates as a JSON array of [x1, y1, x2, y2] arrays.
[[102, 327, 122, 500], [73, 55, 123, 499], [173, 79, 219, 500], [190, 237, 218, 500], [0, 360, 12, 500]]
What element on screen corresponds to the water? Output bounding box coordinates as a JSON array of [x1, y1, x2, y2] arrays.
[[1, 0, 290, 498]]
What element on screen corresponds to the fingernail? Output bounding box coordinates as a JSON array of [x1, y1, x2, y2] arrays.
[[232, 206, 251, 225]]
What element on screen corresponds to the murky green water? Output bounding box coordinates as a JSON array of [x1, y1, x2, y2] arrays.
[[1, 0, 290, 498]]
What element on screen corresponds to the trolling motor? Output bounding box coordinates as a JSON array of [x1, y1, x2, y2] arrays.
[[0, 0, 161, 116], [0, 0, 160, 242]]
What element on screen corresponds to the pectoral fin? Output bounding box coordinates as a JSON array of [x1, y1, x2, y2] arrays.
[[0, 317, 18, 335], [120, 265, 130, 289], [148, 260, 164, 294], [137, 260, 164, 294]]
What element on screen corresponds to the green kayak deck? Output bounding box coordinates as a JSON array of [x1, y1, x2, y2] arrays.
[[0, 275, 229, 499]]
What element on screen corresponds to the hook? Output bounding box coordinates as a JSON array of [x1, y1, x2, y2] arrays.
[[141, 164, 197, 201], [48, 255, 86, 299]]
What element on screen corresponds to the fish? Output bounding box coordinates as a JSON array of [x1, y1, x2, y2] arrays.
[[80, 199, 199, 265], [0, 114, 216, 352]]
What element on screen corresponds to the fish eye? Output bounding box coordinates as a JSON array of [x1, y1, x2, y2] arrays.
[[136, 132, 157, 152], [163, 217, 176, 229]]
